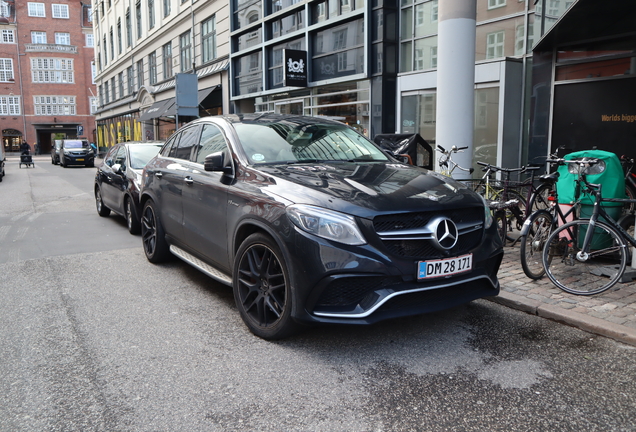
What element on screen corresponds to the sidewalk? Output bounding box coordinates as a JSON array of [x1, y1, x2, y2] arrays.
[[492, 242, 636, 346]]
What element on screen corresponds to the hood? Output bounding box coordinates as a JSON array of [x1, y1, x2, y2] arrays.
[[255, 162, 483, 219]]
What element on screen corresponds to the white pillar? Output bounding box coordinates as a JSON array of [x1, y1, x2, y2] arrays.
[[435, 0, 476, 178]]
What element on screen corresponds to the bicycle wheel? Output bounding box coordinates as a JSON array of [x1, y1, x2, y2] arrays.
[[491, 189, 527, 241], [520, 210, 553, 279], [625, 183, 636, 214], [542, 219, 627, 295], [527, 183, 555, 215]]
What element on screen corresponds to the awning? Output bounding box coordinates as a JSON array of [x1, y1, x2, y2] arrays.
[[534, 0, 636, 51], [163, 86, 220, 116], [138, 99, 175, 121]]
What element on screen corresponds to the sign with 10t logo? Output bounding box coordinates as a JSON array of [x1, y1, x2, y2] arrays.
[[284, 49, 308, 88]]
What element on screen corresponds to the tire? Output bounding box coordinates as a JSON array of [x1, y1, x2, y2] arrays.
[[125, 197, 141, 235], [520, 210, 553, 279], [141, 200, 171, 263], [527, 183, 555, 215], [542, 219, 626, 295], [233, 233, 300, 340], [95, 186, 111, 217], [51, 157, 55, 165], [493, 210, 507, 245]]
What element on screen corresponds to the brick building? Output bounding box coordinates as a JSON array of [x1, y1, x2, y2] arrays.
[[0, 0, 96, 155]]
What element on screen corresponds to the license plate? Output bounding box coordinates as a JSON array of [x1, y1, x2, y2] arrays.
[[76, 158, 84, 161], [418, 254, 472, 279]]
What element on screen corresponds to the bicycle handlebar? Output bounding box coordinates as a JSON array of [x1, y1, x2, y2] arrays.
[[477, 161, 526, 173]]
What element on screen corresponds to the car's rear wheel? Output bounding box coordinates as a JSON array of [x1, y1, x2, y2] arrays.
[[141, 200, 170, 263], [126, 197, 141, 234], [95, 186, 111, 217], [233, 233, 299, 340]]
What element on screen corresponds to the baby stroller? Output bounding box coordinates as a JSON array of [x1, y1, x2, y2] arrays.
[[20, 148, 34, 168]]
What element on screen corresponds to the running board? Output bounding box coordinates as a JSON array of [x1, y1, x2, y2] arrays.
[[170, 245, 233, 286]]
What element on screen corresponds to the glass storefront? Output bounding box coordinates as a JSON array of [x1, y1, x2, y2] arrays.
[[401, 86, 500, 172], [254, 81, 371, 137]]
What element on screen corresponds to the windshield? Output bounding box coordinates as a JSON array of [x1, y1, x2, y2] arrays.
[[64, 140, 89, 149], [234, 122, 389, 165], [129, 144, 163, 169]]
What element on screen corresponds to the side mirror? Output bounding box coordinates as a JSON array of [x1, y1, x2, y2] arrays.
[[112, 163, 124, 174], [204, 151, 233, 174]]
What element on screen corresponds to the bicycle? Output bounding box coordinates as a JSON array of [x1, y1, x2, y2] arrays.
[[436, 145, 474, 178], [475, 162, 527, 243], [541, 157, 636, 295], [620, 155, 636, 213]]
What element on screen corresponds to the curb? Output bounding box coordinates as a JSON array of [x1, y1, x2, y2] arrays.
[[488, 291, 636, 347]]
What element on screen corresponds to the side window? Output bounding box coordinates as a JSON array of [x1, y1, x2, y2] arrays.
[[173, 125, 201, 160], [195, 123, 228, 164], [113, 146, 127, 169], [104, 145, 119, 167], [164, 133, 182, 157]]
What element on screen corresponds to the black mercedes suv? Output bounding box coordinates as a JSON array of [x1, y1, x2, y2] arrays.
[[140, 114, 503, 339]]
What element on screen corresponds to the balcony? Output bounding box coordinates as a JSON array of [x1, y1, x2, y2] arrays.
[[25, 44, 78, 54]]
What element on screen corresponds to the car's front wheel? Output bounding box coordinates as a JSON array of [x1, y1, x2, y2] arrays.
[[95, 186, 111, 217], [125, 197, 141, 235], [141, 200, 170, 263], [233, 233, 299, 339]]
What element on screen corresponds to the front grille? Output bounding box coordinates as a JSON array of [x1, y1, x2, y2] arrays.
[[372, 207, 484, 259]]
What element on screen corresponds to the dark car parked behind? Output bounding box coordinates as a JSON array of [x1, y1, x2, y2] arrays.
[[95, 141, 163, 234], [51, 140, 62, 165], [60, 139, 95, 167], [140, 114, 503, 339]]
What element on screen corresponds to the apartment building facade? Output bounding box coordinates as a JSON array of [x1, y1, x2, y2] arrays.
[[0, 0, 96, 154], [92, 0, 229, 148]]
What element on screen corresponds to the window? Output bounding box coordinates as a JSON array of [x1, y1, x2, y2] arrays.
[[30, 58, 74, 83], [136, 59, 144, 87], [486, 31, 505, 59], [170, 126, 200, 160], [34, 96, 76, 115], [179, 32, 192, 72], [1, 30, 14, 44], [163, 0, 171, 17], [127, 66, 134, 94], [0, 58, 14, 81], [136, 2, 142, 39], [201, 16, 216, 64], [31, 31, 47, 44], [126, 9, 132, 47], [52, 4, 70, 19], [111, 76, 116, 99], [488, 0, 506, 8], [28, 3, 46, 17], [162, 43, 172, 79], [195, 124, 227, 164], [149, 52, 157, 84], [55, 32, 71, 45], [86, 33, 94, 47], [89, 96, 99, 114], [117, 18, 122, 54], [87, 7, 93, 22], [109, 27, 114, 60], [0, 2, 10, 17], [103, 35, 108, 65], [91, 62, 96, 83], [104, 81, 110, 104], [118, 71, 124, 99], [0, 96, 20, 115], [148, 0, 155, 29]]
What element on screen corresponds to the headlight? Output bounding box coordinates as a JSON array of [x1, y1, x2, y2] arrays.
[[479, 195, 493, 229], [286, 205, 366, 245]]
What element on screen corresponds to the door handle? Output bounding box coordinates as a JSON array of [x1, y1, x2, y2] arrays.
[[184, 176, 194, 185]]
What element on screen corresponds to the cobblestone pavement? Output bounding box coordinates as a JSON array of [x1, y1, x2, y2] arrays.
[[492, 242, 636, 346]]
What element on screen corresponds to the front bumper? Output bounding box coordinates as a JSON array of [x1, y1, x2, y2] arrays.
[[285, 220, 503, 326], [63, 153, 94, 165]]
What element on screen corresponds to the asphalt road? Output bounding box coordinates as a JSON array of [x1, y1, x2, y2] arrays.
[[1, 156, 635, 431]]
